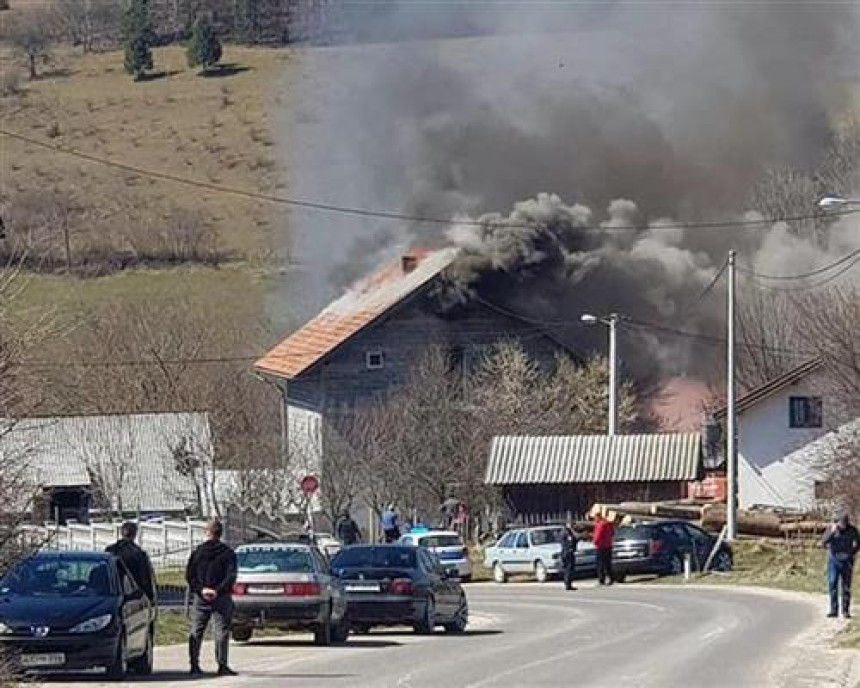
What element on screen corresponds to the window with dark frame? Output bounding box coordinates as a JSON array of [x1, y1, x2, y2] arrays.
[[365, 349, 384, 370], [788, 396, 823, 428]]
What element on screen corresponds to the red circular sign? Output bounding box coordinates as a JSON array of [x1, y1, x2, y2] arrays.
[[300, 474, 319, 496]]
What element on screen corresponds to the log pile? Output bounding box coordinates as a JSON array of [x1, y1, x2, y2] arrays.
[[588, 500, 829, 540]]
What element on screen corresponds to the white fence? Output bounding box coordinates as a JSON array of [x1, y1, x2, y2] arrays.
[[21, 520, 208, 570]]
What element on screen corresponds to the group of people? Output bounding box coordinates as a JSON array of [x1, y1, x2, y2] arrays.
[[558, 513, 616, 591], [107, 519, 238, 677]]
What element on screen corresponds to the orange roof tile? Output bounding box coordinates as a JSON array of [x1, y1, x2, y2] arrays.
[[255, 248, 458, 380]]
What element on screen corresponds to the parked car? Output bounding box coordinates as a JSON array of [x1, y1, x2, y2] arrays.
[[231, 542, 349, 645], [0, 551, 155, 678], [330, 545, 468, 634], [484, 525, 597, 583], [399, 528, 472, 581], [612, 520, 733, 581]]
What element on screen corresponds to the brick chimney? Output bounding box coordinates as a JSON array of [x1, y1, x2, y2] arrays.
[[401, 254, 419, 274]]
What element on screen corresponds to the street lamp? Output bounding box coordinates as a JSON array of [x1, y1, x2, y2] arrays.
[[818, 195, 860, 210], [580, 312, 621, 436]]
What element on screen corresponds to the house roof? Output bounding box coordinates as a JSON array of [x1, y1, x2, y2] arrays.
[[0, 413, 213, 514], [714, 358, 823, 419], [256, 248, 458, 380], [485, 433, 702, 485]]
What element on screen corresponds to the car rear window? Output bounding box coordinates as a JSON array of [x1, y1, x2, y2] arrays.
[[331, 547, 416, 569], [237, 547, 312, 573], [417, 535, 462, 548], [0, 557, 113, 597], [530, 528, 564, 546], [615, 526, 656, 540]]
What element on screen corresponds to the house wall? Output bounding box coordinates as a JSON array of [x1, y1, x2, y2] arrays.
[[737, 370, 832, 510], [286, 295, 572, 411], [504, 482, 687, 523]]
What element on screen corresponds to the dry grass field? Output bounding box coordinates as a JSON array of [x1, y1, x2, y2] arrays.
[[2, 44, 294, 262]]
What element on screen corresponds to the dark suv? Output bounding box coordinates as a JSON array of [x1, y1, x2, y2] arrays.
[[612, 521, 732, 581]]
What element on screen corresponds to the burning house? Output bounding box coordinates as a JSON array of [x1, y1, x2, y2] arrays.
[[255, 247, 579, 413]]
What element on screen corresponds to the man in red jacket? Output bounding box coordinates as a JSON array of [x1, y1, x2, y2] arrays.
[[593, 514, 615, 585]]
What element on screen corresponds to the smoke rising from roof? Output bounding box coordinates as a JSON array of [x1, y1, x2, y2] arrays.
[[277, 2, 860, 376]]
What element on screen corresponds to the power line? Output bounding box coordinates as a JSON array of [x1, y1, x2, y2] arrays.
[[675, 258, 728, 319], [738, 253, 860, 292], [737, 247, 860, 281], [21, 356, 259, 369], [4, 127, 859, 232]]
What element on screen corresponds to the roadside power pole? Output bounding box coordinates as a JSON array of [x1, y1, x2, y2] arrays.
[[608, 313, 619, 437], [580, 312, 621, 436], [726, 250, 738, 541]]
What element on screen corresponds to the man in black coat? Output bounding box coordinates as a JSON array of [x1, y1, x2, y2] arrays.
[[336, 511, 362, 546], [106, 522, 155, 602], [821, 512, 860, 618], [560, 524, 578, 591], [186, 520, 238, 676]]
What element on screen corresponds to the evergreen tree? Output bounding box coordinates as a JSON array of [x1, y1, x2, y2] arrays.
[[122, 0, 155, 81], [186, 17, 222, 73]]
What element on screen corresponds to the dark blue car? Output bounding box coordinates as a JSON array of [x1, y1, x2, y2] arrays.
[[612, 521, 733, 581], [0, 551, 155, 678]]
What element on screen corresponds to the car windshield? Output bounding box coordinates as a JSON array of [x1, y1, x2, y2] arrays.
[[615, 526, 655, 540], [0, 557, 113, 597], [531, 528, 564, 546], [417, 535, 462, 548], [331, 547, 416, 569], [237, 547, 312, 573]]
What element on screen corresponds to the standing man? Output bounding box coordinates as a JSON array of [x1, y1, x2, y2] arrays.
[[821, 512, 860, 618], [186, 520, 238, 677], [560, 523, 578, 591], [106, 522, 155, 602], [593, 514, 615, 586], [336, 510, 362, 546], [381, 504, 401, 543]]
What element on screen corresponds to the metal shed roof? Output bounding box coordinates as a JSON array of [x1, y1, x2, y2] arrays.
[[0, 413, 212, 513], [485, 433, 702, 485]]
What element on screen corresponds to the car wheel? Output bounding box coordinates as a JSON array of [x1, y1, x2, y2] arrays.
[[669, 554, 684, 576], [105, 631, 127, 680], [444, 595, 469, 633], [460, 574, 472, 583], [414, 597, 435, 635], [129, 625, 154, 675], [713, 551, 732, 572], [314, 613, 333, 646], [534, 560, 549, 583], [613, 572, 627, 584], [353, 625, 371, 635], [492, 562, 507, 584], [232, 626, 253, 642]]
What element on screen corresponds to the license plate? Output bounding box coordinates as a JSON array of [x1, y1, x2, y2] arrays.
[[617, 550, 639, 558], [21, 653, 65, 668], [247, 585, 284, 594], [345, 582, 380, 592]]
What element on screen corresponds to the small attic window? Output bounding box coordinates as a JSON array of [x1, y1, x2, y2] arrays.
[[366, 350, 385, 370]]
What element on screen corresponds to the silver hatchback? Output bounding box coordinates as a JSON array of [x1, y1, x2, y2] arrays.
[[483, 526, 597, 583]]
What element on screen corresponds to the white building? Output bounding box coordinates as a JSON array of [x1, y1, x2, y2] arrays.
[[717, 359, 856, 511]]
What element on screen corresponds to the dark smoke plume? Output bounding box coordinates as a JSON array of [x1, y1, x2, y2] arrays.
[[277, 2, 860, 376]]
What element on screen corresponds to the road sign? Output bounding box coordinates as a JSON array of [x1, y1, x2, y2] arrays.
[[300, 474, 319, 496]]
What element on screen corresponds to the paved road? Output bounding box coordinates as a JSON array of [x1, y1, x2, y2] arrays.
[[43, 583, 837, 688]]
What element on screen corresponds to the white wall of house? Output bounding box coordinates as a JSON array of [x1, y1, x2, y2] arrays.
[[737, 371, 831, 510]]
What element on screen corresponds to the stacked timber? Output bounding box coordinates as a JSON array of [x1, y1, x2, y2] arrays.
[[588, 500, 829, 539]]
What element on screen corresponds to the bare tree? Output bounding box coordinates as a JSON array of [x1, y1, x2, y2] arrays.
[[7, 7, 55, 80], [50, 0, 122, 53]]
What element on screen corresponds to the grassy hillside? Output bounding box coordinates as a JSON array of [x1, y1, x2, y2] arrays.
[[2, 45, 292, 262]]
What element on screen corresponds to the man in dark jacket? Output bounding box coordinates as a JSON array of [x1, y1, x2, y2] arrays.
[[336, 511, 362, 546], [186, 520, 238, 676], [821, 512, 860, 618], [560, 524, 578, 591], [106, 522, 155, 602]]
